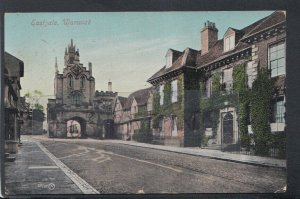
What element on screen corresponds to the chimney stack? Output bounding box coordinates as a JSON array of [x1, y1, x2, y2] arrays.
[[201, 21, 218, 54], [108, 80, 112, 92], [88, 62, 92, 76]]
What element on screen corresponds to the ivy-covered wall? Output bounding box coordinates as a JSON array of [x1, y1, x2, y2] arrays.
[[184, 69, 201, 147], [251, 68, 273, 156], [199, 61, 285, 158], [199, 65, 241, 146], [152, 74, 184, 132]]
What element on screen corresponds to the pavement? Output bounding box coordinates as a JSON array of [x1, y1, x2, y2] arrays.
[[105, 140, 286, 169], [4, 137, 98, 195], [31, 135, 286, 168]]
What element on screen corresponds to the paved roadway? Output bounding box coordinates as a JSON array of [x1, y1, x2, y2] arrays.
[[39, 139, 286, 194]]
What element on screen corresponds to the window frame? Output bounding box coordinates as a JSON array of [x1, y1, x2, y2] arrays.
[[268, 40, 286, 78], [171, 80, 178, 103], [67, 74, 73, 89], [80, 76, 85, 89], [272, 96, 285, 123], [224, 34, 235, 52], [159, 84, 164, 105]]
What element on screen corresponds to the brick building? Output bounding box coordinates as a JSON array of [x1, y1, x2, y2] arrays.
[[147, 11, 286, 153]]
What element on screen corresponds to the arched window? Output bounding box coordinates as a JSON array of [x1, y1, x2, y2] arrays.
[[68, 75, 73, 89], [72, 93, 81, 105], [80, 76, 85, 89]]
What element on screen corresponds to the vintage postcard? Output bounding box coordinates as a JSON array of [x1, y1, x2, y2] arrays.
[[3, 11, 287, 195]]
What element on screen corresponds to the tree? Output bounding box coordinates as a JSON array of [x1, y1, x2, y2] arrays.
[[24, 90, 45, 121]]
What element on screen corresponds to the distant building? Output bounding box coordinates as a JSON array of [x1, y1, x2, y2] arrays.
[[4, 52, 24, 154], [47, 39, 117, 138], [113, 87, 153, 140]]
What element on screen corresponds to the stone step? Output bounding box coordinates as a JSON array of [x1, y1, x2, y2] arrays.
[[5, 153, 10, 158], [204, 145, 222, 150], [5, 156, 16, 162]]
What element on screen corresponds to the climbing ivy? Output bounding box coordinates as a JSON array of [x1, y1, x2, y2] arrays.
[[199, 70, 239, 142], [152, 75, 184, 130], [232, 63, 251, 150], [251, 68, 273, 156]]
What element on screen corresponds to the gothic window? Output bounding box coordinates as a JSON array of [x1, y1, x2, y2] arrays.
[[68, 75, 73, 89], [80, 76, 85, 89], [171, 80, 178, 103], [72, 93, 82, 105], [159, 85, 164, 105], [269, 41, 285, 77]]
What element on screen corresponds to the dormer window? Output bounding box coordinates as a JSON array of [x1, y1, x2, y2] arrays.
[[224, 35, 235, 52]]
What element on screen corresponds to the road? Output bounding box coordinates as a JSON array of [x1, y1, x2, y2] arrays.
[[38, 139, 286, 194]]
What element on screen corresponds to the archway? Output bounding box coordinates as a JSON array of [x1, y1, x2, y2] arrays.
[[66, 117, 86, 138]]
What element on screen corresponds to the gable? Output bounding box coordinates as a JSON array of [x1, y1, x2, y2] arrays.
[[224, 28, 236, 38]]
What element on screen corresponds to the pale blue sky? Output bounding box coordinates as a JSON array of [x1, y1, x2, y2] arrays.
[[5, 11, 273, 108]]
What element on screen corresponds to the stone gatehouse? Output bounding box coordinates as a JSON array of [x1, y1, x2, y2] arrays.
[[47, 39, 116, 138]]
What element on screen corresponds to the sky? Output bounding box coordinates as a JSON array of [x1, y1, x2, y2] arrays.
[[5, 11, 273, 109]]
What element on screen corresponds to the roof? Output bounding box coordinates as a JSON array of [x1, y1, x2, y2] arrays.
[[5, 52, 24, 78], [196, 11, 286, 69], [148, 48, 199, 82], [242, 11, 286, 40], [117, 96, 128, 108], [123, 87, 153, 110]]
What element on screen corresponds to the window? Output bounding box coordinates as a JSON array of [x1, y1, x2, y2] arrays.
[[72, 93, 81, 105], [222, 68, 233, 93], [272, 96, 285, 123], [171, 80, 178, 103], [80, 76, 85, 89], [269, 41, 285, 77], [171, 116, 178, 137], [224, 35, 235, 51], [205, 77, 212, 97], [67, 75, 73, 89], [159, 85, 164, 105], [246, 61, 257, 88]]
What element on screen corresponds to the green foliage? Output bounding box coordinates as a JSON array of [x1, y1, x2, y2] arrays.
[[32, 109, 45, 122], [134, 105, 147, 118], [270, 132, 286, 159], [132, 120, 153, 143], [251, 68, 273, 156], [201, 134, 209, 147], [212, 72, 221, 95], [25, 90, 45, 121], [163, 81, 172, 108], [199, 71, 239, 139], [152, 75, 184, 130], [232, 63, 251, 149]]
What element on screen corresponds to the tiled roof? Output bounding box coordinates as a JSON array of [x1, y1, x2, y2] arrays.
[[123, 87, 153, 110], [5, 52, 24, 77], [117, 96, 128, 108], [196, 11, 286, 69], [242, 11, 286, 40], [147, 48, 199, 82]]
